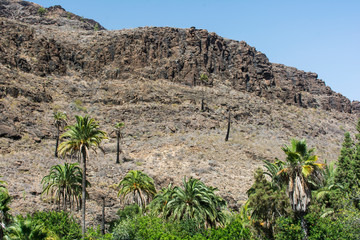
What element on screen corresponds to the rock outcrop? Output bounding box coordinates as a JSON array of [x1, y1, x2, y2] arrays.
[[0, 1, 357, 113], [0, 0, 105, 30]]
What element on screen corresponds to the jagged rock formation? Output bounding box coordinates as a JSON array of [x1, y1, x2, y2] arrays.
[[0, 1, 358, 114]]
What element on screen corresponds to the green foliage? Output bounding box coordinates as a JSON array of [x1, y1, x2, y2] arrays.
[[26, 211, 82, 240], [4, 215, 49, 240], [335, 132, 357, 189], [53, 111, 67, 125], [304, 209, 360, 240], [59, 115, 107, 157], [114, 122, 125, 130], [111, 214, 253, 240], [148, 183, 175, 217], [85, 226, 113, 240], [163, 177, 228, 228], [118, 170, 156, 208], [273, 217, 303, 240], [208, 216, 252, 240], [94, 23, 100, 31], [117, 204, 141, 221], [262, 159, 286, 190], [112, 215, 206, 240], [73, 99, 87, 112], [41, 163, 89, 210], [247, 168, 291, 238], [199, 73, 208, 85], [38, 7, 47, 16], [278, 139, 324, 213], [0, 178, 11, 239]]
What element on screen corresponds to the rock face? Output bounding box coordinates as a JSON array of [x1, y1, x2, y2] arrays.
[[0, 2, 357, 113], [0, 0, 105, 30]]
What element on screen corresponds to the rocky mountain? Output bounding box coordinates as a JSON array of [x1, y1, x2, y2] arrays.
[[0, 0, 359, 229]]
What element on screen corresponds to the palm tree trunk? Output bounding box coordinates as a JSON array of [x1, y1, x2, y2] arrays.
[[55, 125, 59, 158], [101, 196, 105, 235], [116, 131, 120, 164], [300, 212, 308, 240], [225, 110, 231, 141], [81, 147, 87, 237], [58, 193, 61, 210]]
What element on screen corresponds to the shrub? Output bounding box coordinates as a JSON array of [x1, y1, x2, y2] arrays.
[[85, 226, 113, 240], [28, 211, 82, 240], [273, 217, 303, 240], [305, 210, 360, 240], [208, 217, 252, 240], [38, 7, 47, 16]]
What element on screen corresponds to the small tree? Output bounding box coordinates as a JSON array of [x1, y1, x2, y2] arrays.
[[247, 169, 291, 239], [38, 7, 47, 17], [94, 23, 100, 31], [199, 74, 209, 111], [164, 177, 228, 228], [118, 170, 156, 209], [335, 132, 356, 190], [53, 111, 67, 158], [41, 163, 89, 211], [114, 122, 125, 164]]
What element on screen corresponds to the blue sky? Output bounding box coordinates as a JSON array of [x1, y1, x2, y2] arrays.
[[33, 0, 360, 101]]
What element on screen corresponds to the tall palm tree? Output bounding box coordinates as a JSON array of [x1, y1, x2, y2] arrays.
[[58, 115, 107, 235], [277, 139, 324, 239], [41, 163, 89, 211], [53, 111, 67, 158], [4, 216, 48, 240], [164, 177, 227, 228], [114, 122, 124, 164], [117, 170, 156, 209]]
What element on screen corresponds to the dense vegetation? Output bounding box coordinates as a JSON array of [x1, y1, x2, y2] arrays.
[[1, 114, 359, 239]]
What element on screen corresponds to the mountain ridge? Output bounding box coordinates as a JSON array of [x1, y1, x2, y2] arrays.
[[0, 1, 358, 114]]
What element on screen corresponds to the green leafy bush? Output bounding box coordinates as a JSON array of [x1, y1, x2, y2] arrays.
[[208, 217, 252, 240], [38, 7, 47, 16], [85, 226, 113, 240], [305, 210, 360, 240], [273, 217, 303, 240], [28, 211, 82, 240]]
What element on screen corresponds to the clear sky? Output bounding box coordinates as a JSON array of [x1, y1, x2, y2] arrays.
[[33, 0, 360, 101]]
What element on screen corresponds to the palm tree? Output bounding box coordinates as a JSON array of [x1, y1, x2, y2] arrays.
[[41, 163, 89, 211], [117, 170, 156, 209], [148, 183, 175, 217], [199, 73, 208, 111], [4, 216, 48, 240], [114, 122, 124, 164], [164, 177, 227, 228], [58, 115, 107, 235], [53, 111, 67, 158], [277, 139, 324, 239], [263, 159, 286, 190]]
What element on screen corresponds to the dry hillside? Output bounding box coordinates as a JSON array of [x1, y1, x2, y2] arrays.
[[0, 0, 359, 228]]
